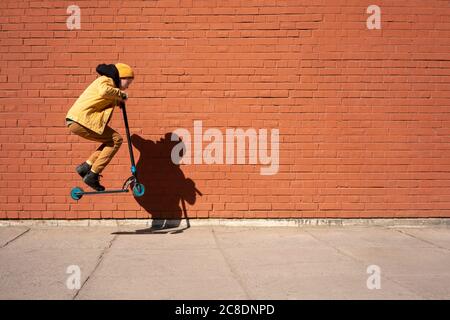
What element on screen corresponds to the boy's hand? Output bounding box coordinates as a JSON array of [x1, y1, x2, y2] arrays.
[[120, 91, 128, 101]]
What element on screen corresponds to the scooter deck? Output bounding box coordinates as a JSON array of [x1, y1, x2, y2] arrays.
[[81, 189, 129, 195], [71, 186, 129, 200], [71, 183, 144, 200]]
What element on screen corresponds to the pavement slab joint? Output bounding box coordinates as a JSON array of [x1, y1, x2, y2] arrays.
[[73, 234, 118, 300], [1, 228, 31, 249]]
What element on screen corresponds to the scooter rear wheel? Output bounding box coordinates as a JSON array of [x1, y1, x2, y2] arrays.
[[71, 187, 84, 200], [133, 183, 145, 197]]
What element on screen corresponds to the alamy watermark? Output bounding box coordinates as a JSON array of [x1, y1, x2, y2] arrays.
[[366, 265, 381, 290], [66, 5, 81, 30], [171, 120, 280, 176], [367, 5, 381, 30], [66, 265, 81, 290]]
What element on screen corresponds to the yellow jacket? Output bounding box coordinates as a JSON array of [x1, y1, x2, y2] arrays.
[[66, 76, 123, 135]]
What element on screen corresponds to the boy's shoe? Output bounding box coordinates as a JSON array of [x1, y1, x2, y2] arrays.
[[76, 162, 92, 178], [83, 171, 105, 191]]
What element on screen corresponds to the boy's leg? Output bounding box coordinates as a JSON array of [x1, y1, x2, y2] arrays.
[[87, 144, 106, 166], [68, 123, 123, 173], [90, 126, 123, 174]]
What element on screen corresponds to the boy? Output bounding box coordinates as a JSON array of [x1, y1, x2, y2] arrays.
[[66, 63, 134, 191]]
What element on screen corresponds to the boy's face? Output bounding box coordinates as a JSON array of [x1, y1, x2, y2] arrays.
[[120, 77, 134, 90]]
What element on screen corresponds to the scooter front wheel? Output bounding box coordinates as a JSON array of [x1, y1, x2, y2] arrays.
[[71, 187, 84, 200], [133, 183, 145, 197]]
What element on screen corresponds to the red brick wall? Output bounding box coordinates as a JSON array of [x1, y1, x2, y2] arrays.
[[1, 0, 450, 219]]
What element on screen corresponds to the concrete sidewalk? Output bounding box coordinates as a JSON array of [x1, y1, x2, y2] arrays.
[[0, 223, 449, 300]]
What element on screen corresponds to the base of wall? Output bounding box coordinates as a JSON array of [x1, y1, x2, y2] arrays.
[[1, 218, 450, 228]]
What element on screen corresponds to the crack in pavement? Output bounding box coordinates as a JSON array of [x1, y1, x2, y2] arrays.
[[211, 228, 252, 299], [73, 234, 118, 300], [1, 228, 31, 249], [393, 228, 450, 253], [303, 227, 427, 299]]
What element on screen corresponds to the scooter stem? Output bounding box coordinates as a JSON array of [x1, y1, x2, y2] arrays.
[[120, 101, 137, 176]]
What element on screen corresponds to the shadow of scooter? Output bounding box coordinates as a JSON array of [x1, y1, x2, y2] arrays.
[[112, 133, 202, 235]]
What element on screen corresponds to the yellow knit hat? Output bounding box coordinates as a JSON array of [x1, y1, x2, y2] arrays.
[[115, 63, 134, 78]]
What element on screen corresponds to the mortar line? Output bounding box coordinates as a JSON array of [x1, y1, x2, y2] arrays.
[[211, 227, 252, 300], [73, 234, 118, 300], [1, 228, 31, 248]]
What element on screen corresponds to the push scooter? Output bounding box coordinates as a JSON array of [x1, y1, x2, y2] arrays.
[[70, 102, 145, 201]]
